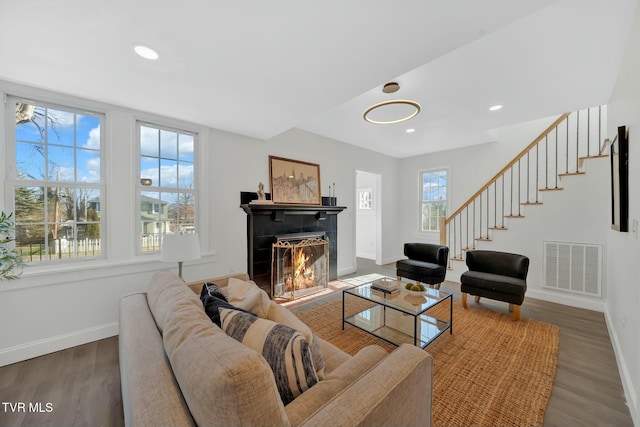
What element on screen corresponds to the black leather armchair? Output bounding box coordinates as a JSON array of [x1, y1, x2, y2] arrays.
[[460, 250, 529, 321], [396, 243, 449, 289]]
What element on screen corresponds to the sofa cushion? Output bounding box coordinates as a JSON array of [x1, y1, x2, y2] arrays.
[[148, 270, 203, 333], [162, 288, 288, 426], [285, 344, 389, 425], [227, 277, 271, 317], [220, 308, 319, 405]]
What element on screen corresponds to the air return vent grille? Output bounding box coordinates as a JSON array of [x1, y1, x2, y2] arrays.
[[543, 241, 602, 297]]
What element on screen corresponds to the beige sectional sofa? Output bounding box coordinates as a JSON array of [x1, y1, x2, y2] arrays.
[[119, 270, 433, 427]]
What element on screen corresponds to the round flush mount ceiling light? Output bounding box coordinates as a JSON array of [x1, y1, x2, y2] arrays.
[[363, 100, 421, 125], [382, 82, 400, 94], [134, 44, 159, 60], [489, 104, 503, 111]]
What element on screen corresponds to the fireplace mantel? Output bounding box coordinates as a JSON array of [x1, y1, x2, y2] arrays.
[[240, 201, 346, 292], [241, 203, 346, 220]]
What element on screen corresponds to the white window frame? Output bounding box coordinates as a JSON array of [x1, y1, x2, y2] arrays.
[[419, 168, 449, 233], [6, 94, 106, 264], [135, 120, 199, 255]]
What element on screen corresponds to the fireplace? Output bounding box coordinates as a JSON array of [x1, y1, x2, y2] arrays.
[[241, 192, 345, 294], [272, 233, 328, 300]]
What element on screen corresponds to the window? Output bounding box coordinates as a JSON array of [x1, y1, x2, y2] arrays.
[[421, 169, 447, 232], [138, 122, 196, 253], [358, 188, 372, 210], [10, 98, 104, 262]]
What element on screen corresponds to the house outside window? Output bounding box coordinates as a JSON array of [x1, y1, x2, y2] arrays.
[[421, 169, 447, 232], [138, 122, 197, 253], [9, 97, 104, 262]]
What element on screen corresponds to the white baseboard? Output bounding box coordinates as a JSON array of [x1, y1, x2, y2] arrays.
[[381, 255, 403, 266], [525, 288, 605, 312], [604, 308, 639, 427], [355, 251, 375, 260], [337, 265, 357, 277], [0, 322, 119, 367]]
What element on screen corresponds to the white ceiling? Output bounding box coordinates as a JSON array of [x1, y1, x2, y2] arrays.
[[0, 0, 637, 158]]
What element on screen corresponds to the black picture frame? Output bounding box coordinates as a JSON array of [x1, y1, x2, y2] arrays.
[[610, 125, 629, 232]]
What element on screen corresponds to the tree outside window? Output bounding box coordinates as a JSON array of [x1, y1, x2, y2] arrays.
[[421, 169, 447, 232], [11, 99, 104, 262]]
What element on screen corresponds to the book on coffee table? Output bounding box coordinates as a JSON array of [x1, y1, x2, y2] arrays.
[[371, 278, 400, 294]]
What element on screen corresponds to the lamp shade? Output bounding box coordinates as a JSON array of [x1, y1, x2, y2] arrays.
[[160, 233, 201, 263]]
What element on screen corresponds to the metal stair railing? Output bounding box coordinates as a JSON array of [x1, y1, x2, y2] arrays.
[[439, 106, 606, 263]]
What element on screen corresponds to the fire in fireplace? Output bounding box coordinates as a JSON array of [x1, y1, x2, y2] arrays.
[[271, 233, 329, 300]]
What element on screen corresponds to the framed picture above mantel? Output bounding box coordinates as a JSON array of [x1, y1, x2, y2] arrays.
[[269, 156, 322, 205]]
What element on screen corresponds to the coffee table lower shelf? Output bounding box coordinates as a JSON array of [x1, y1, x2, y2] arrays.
[[343, 303, 451, 349]]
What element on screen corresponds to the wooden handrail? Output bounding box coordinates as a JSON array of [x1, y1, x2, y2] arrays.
[[444, 113, 570, 224], [600, 135, 616, 155]]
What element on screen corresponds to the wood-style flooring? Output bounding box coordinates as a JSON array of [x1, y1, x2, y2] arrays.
[[0, 258, 634, 427]]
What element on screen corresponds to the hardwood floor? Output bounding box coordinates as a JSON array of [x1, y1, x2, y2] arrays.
[[0, 258, 634, 427], [0, 336, 122, 427]]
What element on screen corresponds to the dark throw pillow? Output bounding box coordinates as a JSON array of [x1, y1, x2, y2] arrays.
[[199, 282, 227, 302], [200, 283, 252, 327]]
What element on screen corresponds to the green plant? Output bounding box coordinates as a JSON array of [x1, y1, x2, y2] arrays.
[[0, 211, 25, 280]]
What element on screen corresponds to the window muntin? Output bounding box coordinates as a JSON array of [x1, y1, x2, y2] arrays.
[[11, 99, 104, 262], [421, 169, 447, 232], [138, 123, 196, 253]]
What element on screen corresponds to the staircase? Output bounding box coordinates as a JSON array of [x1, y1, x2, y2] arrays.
[[439, 106, 608, 268]]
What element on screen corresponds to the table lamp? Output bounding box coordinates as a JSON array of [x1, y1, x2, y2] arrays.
[[160, 233, 200, 280]]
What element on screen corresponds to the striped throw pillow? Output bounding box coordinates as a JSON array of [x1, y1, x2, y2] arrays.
[[220, 308, 319, 405]]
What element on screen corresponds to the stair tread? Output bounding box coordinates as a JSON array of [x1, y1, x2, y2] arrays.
[[559, 171, 586, 177], [521, 202, 543, 205], [488, 226, 508, 230], [505, 215, 525, 218], [579, 154, 608, 160], [539, 187, 563, 191]]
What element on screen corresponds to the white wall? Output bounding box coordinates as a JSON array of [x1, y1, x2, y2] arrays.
[[0, 80, 402, 366], [605, 2, 640, 424]]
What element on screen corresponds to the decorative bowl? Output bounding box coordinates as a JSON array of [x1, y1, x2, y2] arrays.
[[404, 288, 427, 296]]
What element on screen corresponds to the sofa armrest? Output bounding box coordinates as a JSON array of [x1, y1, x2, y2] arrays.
[[119, 293, 195, 427], [300, 344, 433, 427]]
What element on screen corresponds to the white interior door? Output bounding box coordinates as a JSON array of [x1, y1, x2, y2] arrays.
[[355, 170, 382, 263]]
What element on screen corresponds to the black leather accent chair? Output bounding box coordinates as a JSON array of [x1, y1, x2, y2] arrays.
[[460, 250, 529, 321], [396, 243, 449, 289]]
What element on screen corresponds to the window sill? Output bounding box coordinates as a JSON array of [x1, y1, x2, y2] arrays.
[[0, 252, 216, 291]]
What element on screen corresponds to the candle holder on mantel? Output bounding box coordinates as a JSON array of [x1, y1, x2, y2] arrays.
[[322, 196, 337, 206]]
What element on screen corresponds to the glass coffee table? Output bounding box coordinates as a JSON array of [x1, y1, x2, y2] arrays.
[[342, 278, 452, 349]]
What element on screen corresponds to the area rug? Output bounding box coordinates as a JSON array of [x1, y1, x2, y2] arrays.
[[295, 296, 559, 427]]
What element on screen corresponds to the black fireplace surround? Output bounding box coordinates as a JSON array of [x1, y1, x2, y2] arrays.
[[240, 192, 345, 291]]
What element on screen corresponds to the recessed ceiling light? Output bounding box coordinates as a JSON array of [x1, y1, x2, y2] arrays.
[[406, 128, 415, 133], [489, 104, 503, 111], [134, 45, 159, 60]]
